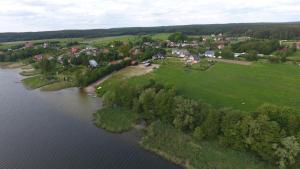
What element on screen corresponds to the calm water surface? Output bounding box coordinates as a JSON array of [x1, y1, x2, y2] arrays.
[[0, 68, 181, 169]]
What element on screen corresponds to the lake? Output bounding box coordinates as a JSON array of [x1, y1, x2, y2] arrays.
[[0, 68, 181, 169]]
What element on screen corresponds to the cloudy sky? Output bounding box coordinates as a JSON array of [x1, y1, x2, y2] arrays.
[[0, 0, 299, 32]]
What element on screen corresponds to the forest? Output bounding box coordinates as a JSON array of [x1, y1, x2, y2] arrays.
[[1, 22, 300, 42]]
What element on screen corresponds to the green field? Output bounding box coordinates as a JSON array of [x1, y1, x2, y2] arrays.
[[126, 59, 300, 112]]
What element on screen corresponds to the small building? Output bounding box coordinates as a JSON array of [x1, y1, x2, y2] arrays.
[[33, 54, 43, 62], [131, 48, 140, 56], [25, 41, 34, 48], [89, 60, 98, 68], [296, 42, 300, 49], [204, 50, 215, 58], [43, 42, 49, 49], [83, 46, 98, 56], [217, 44, 225, 50], [172, 49, 190, 58], [47, 56, 54, 60], [57, 56, 64, 64], [131, 60, 138, 65], [257, 54, 264, 57], [234, 52, 246, 58], [187, 54, 200, 64], [152, 53, 165, 60]]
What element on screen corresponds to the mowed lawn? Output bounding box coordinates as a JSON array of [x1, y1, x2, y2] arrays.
[[130, 61, 300, 111]]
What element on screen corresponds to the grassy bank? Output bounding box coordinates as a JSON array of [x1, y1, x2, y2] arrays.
[[22, 75, 57, 89], [93, 108, 138, 133], [40, 81, 76, 91], [20, 69, 40, 76], [141, 121, 273, 169]]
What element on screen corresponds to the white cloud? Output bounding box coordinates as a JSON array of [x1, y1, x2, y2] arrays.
[[0, 0, 299, 32]]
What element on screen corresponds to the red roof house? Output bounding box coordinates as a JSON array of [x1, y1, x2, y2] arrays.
[[71, 48, 79, 55], [33, 54, 43, 62]]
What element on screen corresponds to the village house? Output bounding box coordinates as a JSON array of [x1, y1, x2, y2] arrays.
[[172, 48, 190, 58], [186, 54, 200, 64], [81, 46, 98, 56], [71, 48, 79, 55], [152, 53, 165, 60], [89, 60, 98, 68], [166, 40, 179, 48], [217, 43, 225, 50], [33, 54, 43, 62], [181, 42, 199, 48], [24, 41, 34, 48], [130, 48, 140, 56], [296, 42, 300, 49], [43, 42, 49, 49], [131, 60, 138, 66], [57, 55, 64, 64], [204, 50, 215, 58]]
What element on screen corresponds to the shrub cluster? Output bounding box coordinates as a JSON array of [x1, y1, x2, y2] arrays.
[[102, 80, 300, 169]]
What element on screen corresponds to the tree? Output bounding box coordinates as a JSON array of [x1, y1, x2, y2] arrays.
[[220, 109, 246, 150], [194, 109, 222, 140], [168, 32, 188, 43], [118, 45, 130, 57], [154, 88, 176, 121], [139, 88, 156, 120], [221, 48, 234, 59], [273, 136, 300, 169], [257, 104, 300, 136], [245, 50, 258, 61], [173, 97, 204, 131], [241, 114, 284, 161], [40, 59, 56, 79]]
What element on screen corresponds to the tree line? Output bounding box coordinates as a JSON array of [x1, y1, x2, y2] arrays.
[[101, 80, 300, 169], [1, 22, 300, 42]]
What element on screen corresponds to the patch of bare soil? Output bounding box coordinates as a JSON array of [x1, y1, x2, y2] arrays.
[[84, 64, 159, 94]]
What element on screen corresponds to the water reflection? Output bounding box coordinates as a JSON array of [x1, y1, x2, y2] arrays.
[[0, 68, 181, 169]]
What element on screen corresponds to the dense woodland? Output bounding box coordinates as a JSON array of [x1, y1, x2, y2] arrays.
[[1, 22, 300, 42]]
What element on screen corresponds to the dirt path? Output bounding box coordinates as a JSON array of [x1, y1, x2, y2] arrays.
[[209, 58, 252, 65], [84, 64, 159, 94]]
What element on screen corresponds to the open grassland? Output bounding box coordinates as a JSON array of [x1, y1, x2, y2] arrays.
[[141, 121, 273, 169], [124, 59, 300, 112]]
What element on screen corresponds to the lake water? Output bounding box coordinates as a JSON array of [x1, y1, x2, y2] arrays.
[[0, 68, 181, 169]]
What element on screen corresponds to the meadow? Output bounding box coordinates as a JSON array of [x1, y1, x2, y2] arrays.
[[124, 59, 300, 112]]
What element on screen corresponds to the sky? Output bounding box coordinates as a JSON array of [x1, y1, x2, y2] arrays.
[[0, 0, 299, 33]]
